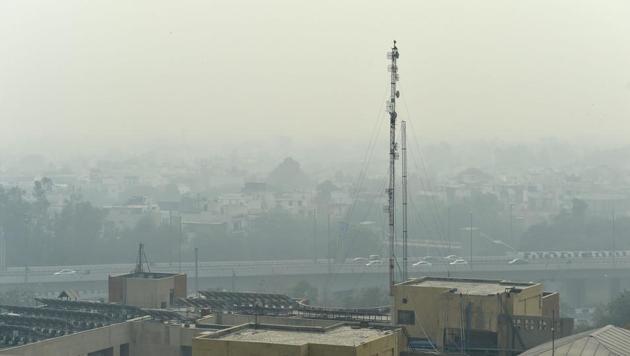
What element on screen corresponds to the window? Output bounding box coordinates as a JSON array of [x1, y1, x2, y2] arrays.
[[397, 310, 415, 325], [120, 344, 130, 356], [88, 347, 113, 356]]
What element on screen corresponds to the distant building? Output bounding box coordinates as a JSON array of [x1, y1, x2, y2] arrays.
[[108, 272, 187, 309], [193, 323, 399, 356], [274, 191, 312, 216], [393, 277, 573, 355], [103, 200, 161, 230]]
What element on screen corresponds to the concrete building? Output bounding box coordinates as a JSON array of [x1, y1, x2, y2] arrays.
[[393, 277, 573, 355], [192, 322, 400, 356], [108, 272, 186, 309], [103, 202, 161, 230], [0, 298, 202, 356], [0, 318, 207, 356]]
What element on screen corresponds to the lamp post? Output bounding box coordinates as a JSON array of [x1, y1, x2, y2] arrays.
[[460, 213, 478, 269], [509, 203, 514, 246]]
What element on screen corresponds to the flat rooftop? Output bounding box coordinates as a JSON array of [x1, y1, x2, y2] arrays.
[[401, 277, 537, 295], [114, 272, 184, 279], [210, 325, 393, 346]]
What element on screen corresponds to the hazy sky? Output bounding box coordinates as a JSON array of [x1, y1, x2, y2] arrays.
[[2, 0, 630, 155]]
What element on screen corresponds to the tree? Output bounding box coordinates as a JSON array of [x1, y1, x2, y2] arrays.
[[0, 186, 34, 266], [595, 290, 630, 328], [288, 280, 318, 303], [52, 194, 105, 265], [572, 199, 588, 219], [267, 157, 311, 191], [336, 287, 389, 308]]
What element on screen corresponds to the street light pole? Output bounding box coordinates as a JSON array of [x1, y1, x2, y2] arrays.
[[612, 208, 617, 268], [447, 206, 451, 255], [469, 212, 473, 269], [509, 203, 513, 246]]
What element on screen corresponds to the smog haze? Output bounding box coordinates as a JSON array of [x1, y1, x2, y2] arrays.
[[2, 0, 630, 156]]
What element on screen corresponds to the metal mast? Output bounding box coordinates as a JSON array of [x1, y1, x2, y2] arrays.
[[401, 120, 408, 281], [387, 41, 400, 295], [194, 247, 199, 296], [135, 243, 150, 273]]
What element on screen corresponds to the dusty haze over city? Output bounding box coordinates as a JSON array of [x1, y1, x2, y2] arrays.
[[4, 2, 630, 349], [2, 0, 630, 159]]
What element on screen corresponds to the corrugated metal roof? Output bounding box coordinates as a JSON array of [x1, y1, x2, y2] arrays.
[[520, 325, 630, 356]]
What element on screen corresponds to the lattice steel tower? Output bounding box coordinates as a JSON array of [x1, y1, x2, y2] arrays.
[[387, 41, 400, 295]]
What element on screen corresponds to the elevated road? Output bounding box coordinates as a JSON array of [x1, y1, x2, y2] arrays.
[[0, 256, 628, 284]]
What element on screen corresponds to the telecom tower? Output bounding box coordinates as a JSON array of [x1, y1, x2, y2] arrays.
[[387, 41, 400, 295]]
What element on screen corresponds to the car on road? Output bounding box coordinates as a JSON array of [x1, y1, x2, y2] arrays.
[[366, 260, 383, 267], [368, 255, 381, 261], [508, 258, 529, 265], [423, 256, 445, 263], [412, 260, 432, 267], [352, 257, 369, 263], [449, 259, 468, 265], [444, 255, 458, 261], [53, 269, 76, 276]]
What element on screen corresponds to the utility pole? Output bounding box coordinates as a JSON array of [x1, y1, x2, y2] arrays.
[[447, 206, 451, 255], [509, 203, 513, 246], [387, 40, 400, 296], [469, 212, 473, 270], [401, 120, 408, 281], [168, 210, 173, 266], [551, 308, 556, 356], [178, 215, 183, 273], [327, 211, 331, 274], [612, 209, 617, 267], [194, 247, 199, 296], [312, 208, 317, 263], [0, 229, 6, 272]]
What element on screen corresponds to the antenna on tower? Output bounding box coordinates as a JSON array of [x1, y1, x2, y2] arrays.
[[135, 243, 151, 273], [402, 120, 408, 281], [387, 40, 400, 296]]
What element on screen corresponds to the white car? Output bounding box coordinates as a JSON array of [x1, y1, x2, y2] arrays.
[[508, 258, 529, 265], [352, 257, 369, 263], [412, 260, 432, 267], [366, 260, 383, 267], [449, 259, 468, 265], [53, 269, 77, 276], [444, 255, 458, 260], [422, 256, 444, 263]]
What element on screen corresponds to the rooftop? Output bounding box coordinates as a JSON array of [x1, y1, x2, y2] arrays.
[[180, 290, 296, 313], [399, 277, 538, 295], [114, 272, 184, 279], [520, 325, 630, 356], [207, 324, 394, 346], [0, 299, 189, 349]]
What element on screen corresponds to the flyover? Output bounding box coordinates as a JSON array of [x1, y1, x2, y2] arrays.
[[0, 257, 625, 307]]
